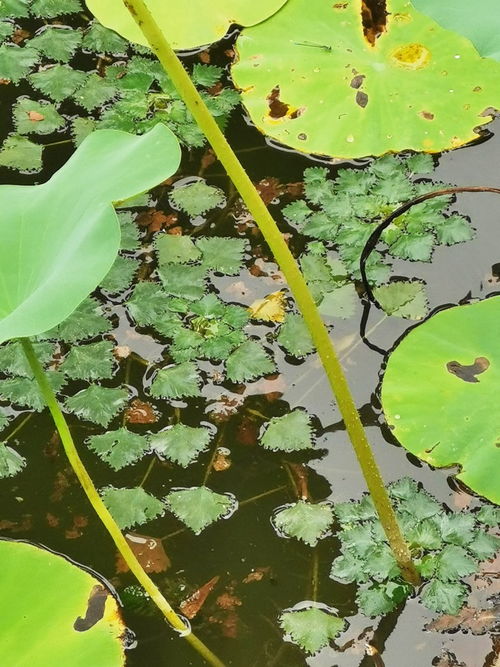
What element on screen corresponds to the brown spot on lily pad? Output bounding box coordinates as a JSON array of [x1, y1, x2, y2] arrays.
[[356, 91, 369, 108], [420, 110, 435, 120], [350, 74, 365, 89], [446, 356, 490, 383]]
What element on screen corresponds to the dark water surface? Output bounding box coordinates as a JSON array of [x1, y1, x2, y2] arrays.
[[1, 50, 499, 666]]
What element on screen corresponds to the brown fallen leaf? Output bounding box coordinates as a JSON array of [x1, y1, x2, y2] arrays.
[[114, 345, 131, 359], [12, 28, 30, 44], [212, 447, 231, 472], [206, 394, 243, 423], [255, 177, 284, 205], [216, 592, 242, 610], [432, 650, 466, 667], [209, 609, 240, 639], [236, 415, 259, 446], [0, 515, 32, 532], [426, 605, 500, 635], [46, 512, 59, 528], [116, 532, 170, 574], [28, 111, 44, 122], [125, 399, 158, 424], [44, 430, 61, 459], [180, 575, 219, 619], [50, 468, 75, 502], [242, 566, 271, 584], [65, 514, 89, 539]]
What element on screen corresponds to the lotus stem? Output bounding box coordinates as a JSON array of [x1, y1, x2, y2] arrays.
[[20, 338, 225, 667], [122, 0, 419, 586]]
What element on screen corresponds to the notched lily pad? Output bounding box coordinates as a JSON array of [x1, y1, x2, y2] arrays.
[[381, 296, 500, 504], [232, 0, 500, 157]]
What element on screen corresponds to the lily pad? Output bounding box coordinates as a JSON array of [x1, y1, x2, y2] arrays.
[[381, 297, 500, 504], [0, 539, 125, 665], [86, 0, 288, 51], [232, 0, 500, 157], [0, 125, 181, 344]]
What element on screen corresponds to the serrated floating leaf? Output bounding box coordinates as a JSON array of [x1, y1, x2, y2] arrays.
[[279, 605, 346, 655], [86, 0, 288, 51], [232, 0, 500, 157], [73, 73, 119, 112], [126, 282, 172, 326], [196, 237, 247, 275], [40, 298, 111, 343], [381, 297, 500, 503], [82, 21, 128, 54], [0, 341, 54, 377], [0, 372, 65, 411], [225, 340, 275, 383], [0, 125, 181, 345], [0, 135, 43, 172], [261, 410, 313, 452], [272, 501, 334, 546], [100, 255, 139, 293], [277, 313, 314, 358], [318, 284, 357, 319], [374, 281, 428, 320], [149, 424, 212, 467], [29, 26, 82, 62], [476, 506, 500, 527], [0, 1, 29, 19], [357, 581, 411, 617], [156, 234, 201, 266], [330, 551, 369, 584], [421, 579, 469, 615], [31, 0, 82, 18], [60, 341, 115, 381], [158, 264, 206, 301], [466, 531, 500, 561], [87, 428, 150, 470], [0, 443, 26, 478], [248, 291, 286, 323], [149, 362, 201, 400], [165, 486, 237, 534], [169, 180, 225, 217], [0, 44, 38, 83], [29, 65, 87, 102], [13, 98, 65, 135], [65, 385, 129, 427], [101, 486, 165, 530], [434, 546, 476, 582]]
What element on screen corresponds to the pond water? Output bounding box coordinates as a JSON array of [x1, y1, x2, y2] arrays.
[[0, 15, 499, 667]]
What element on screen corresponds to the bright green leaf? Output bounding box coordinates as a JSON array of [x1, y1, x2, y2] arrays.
[[277, 313, 314, 358], [279, 606, 346, 655], [65, 385, 129, 427], [149, 362, 201, 399], [165, 486, 236, 534], [225, 340, 275, 383], [88, 428, 150, 470], [29, 26, 82, 61], [261, 410, 313, 452], [149, 424, 212, 467], [273, 501, 334, 546], [29, 65, 86, 102], [169, 181, 225, 217], [101, 486, 165, 530]]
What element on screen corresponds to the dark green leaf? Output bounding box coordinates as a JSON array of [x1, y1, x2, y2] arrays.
[[330, 552, 369, 583], [73, 73, 119, 111], [60, 341, 115, 381], [0, 443, 26, 478], [65, 385, 128, 426], [0, 134, 42, 172], [13, 98, 65, 135], [158, 264, 206, 300], [40, 298, 112, 342], [29, 26, 82, 62], [0, 341, 54, 377], [225, 340, 275, 383], [373, 281, 428, 320], [0, 372, 65, 411], [435, 545, 477, 582], [196, 237, 247, 275], [0, 44, 38, 83], [100, 255, 139, 293], [82, 21, 128, 54], [126, 282, 172, 326], [421, 579, 468, 615], [30, 64, 86, 102], [277, 313, 314, 358], [156, 234, 201, 265], [169, 181, 225, 217], [149, 362, 201, 399]]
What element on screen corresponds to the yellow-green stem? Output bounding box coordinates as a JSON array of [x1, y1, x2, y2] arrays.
[[123, 0, 419, 586], [20, 338, 225, 667]]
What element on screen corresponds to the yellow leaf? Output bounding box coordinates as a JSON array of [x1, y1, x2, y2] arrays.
[[248, 291, 286, 322]]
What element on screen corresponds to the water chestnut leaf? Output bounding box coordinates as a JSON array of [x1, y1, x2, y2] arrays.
[[0, 135, 42, 172], [434, 214, 474, 246], [438, 513, 476, 547], [0, 21, 12, 43], [158, 264, 206, 301], [273, 501, 334, 546], [405, 153, 435, 175], [156, 234, 201, 266], [87, 428, 150, 470], [406, 519, 443, 551], [476, 506, 500, 527], [0, 44, 38, 82], [318, 283, 357, 319], [421, 579, 469, 615], [373, 281, 428, 320], [196, 237, 247, 275], [100, 255, 139, 294], [169, 181, 225, 217], [388, 232, 435, 262], [149, 362, 202, 400], [0, 341, 54, 377], [82, 21, 128, 54], [191, 64, 223, 87], [40, 298, 112, 343], [29, 26, 82, 62], [389, 477, 420, 501], [225, 340, 275, 383], [73, 73, 119, 111], [65, 385, 129, 427], [357, 582, 410, 617], [434, 546, 477, 582], [0, 443, 26, 477], [277, 313, 314, 358], [13, 98, 65, 135], [261, 410, 313, 452], [101, 486, 165, 530], [330, 552, 369, 584], [165, 486, 236, 535], [149, 424, 212, 467], [71, 117, 95, 145], [0, 408, 12, 431], [398, 490, 441, 522], [60, 341, 115, 381], [0, 0, 29, 19], [126, 282, 173, 326], [29, 64, 86, 102], [117, 212, 140, 252], [338, 524, 375, 558], [0, 372, 65, 411], [279, 606, 346, 655], [467, 531, 500, 561]]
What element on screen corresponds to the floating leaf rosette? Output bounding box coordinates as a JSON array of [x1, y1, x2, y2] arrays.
[[232, 0, 500, 157], [86, 0, 289, 51], [381, 297, 500, 504], [0, 539, 125, 665]]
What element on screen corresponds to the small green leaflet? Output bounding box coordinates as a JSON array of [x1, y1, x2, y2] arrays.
[[476, 506, 500, 527], [330, 552, 369, 583], [158, 264, 206, 301], [0, 443, 26, 478], [101, 486, 165, 530], [169, 181, 225, 217], [100, 255, 139, 293], [279, 606, 346, 655], [261, 410, 313, 452], [273, 501, 334, 546], [225, 341, 275, 383], [40, 298, 112, 342], [149, 362, 201, 399], [82, 21, 128, 54], [277, 314, 314, 358], [30, 0, 83, 18], [29, 65, 86, 102], [117, 211, 140, 252], [126, 282, 173, 326], [434, 545, 476, 582], [60, 341, 115, 381], [0, 341, 54, 377], [357, 581, 412, 617], [421, 579, 468, 615], [0, 372, 65, 411], [65, 385, 129, 427], [13, 98, 65, 135], [165, 486, 237, 534], [149, 424, 212, 467], [0, 44, 38, 82], [0, 407, 12, 431], [0, 135, 42, 171], [373, 281, 428, 320], [196, 237, 247, 275], [156, 234, 201, 266], [87, 428, 150, 470], [29, 26, 82, 62]]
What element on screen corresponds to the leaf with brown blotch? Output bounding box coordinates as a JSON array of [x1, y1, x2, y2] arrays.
[[125, 399, 158, 424], [116, 532, 170, 574], [28, 111, 45, 122], [180, 575, 219, 619]]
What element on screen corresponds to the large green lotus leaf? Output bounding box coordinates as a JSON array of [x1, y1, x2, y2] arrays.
[[0, 125, 180, 344], [86, 0, 288, 51], [0, 539, 125, 665], [232, 0, 500, 158], [381, 297, 500, 504], [411, 0, 500, 61]]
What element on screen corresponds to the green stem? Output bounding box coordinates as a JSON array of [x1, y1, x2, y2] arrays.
[[122, 0, 419, 586], [20, 338, 225, 667]]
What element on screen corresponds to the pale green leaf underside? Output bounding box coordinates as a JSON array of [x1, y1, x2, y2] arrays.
[[232, 0, 500, 157], [86, 0, 288, 50], [0, 125, 181, 344]]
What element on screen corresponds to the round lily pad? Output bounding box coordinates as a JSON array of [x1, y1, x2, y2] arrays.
[[232, 0, 500, 158], [86, 0, 288, 51], [0, 539, 125, 665], [381, 296, 500, 504]]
